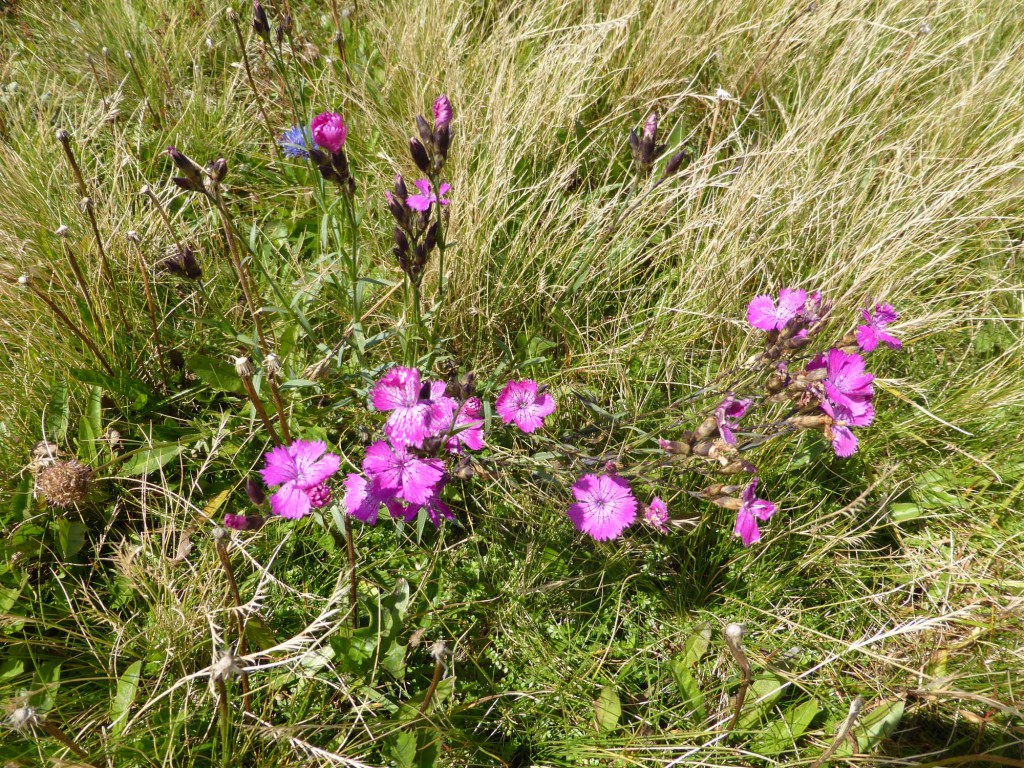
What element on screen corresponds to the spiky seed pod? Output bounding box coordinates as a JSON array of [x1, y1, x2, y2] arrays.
[[36, 460, 93, 507]]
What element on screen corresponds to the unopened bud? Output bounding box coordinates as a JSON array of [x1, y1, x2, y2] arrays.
[[663, 149, 687, 177], [694, 416, 718, 440], [409, 137, 430, 173], [658, 438, 691, 455], [790, 414, 829, 429], [245, 476, 266, 505]]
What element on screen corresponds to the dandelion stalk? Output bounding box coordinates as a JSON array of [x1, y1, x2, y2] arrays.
[[125, 235, 168, 390], [809, 696, 865, 768], [21, 276, 116, 376], [55, 130, 126, 325], [724, 623, 752, 731], [213, 528, 252, 714], [226, 8, 278, 156], [419, 640, 448, 714], [234, 357, 281, 445], [344, 515, 358, 629], [55, 228, 102, 338], [39, 719, 90, 760], [124, 51, 163, 129]]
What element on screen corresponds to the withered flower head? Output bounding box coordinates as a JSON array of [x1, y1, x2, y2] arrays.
[[36, 460, 93, 508]]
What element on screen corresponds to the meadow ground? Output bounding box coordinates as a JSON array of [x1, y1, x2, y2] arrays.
[[1, 0, 1023, 766]]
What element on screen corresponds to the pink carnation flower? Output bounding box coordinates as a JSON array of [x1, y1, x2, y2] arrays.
[[733, 478, 777, 547], [260, 440, 341, 520], [363, 440, 444, 505], [433, 95, 453, 130], [808, 348, 874, 413], [747, 288, 807, 331], [311, 111, 347, 153], [443, 397, 485, 453], [644, 496, 669, 534], [856, 303, 901, 352], [714, 394, 752, 445], [389, 479, 453, 528], [567, 473, 637, 541], [820, 399, 874, 457], [405, 178, 451, 212], [343, 473, 402, 525], [495, 379, 556, 433], [370, 367, 458, 447]]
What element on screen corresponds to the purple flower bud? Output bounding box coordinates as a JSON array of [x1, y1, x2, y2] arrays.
[[252, 0, 270, 41], [409, 137, 430, 172], [311, 111, 347, 153], [166, 146, 204, 192], [643, 112, 658, 142], [394, 227, 409, 254], [394, 174, 408, 201], [415, 115, 433, 146], [433, 95, 453, 130], [663, 149, 687, 177], [224, 513, 266, 531], [246, 476, 266, 505]]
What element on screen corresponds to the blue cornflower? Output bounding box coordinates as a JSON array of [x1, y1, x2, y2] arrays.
[[279, 125, 311, 160]]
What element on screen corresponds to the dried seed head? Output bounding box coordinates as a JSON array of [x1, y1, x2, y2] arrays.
[[56, 128, 71, 145], [125, 230, 141, 244], [430, 639, 449, 663], [263, 353, 281, 378], [36, 460, 93, 507], [226, 7, 239, 22], [210, 650, 242, 681], [6, 705, 39, 733], [232, 356, 254, 379], [54, 225, 70, 238], [724, 622, 745, 644], [17, 274, 30, 287]]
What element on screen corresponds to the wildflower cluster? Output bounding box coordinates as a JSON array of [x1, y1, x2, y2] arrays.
[[280, 110, 354, 192], [387, 95, 453, 286]]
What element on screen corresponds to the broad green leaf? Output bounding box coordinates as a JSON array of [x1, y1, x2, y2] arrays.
[[835, 699, 905, 756], [77, 408, 98, 463], [46, 379, 69, 442], [110, 661, 142, 736], [0, 658, 25, 681], [389, 732, 417, 768], [28, 661, 61, 712], [186, 354, 246, 395], [416, 730, 441, 768], [595, 685, 621, 733], [681, 624, 712, 667], [70, 368, 152, 409], [0, 578, 26, 613], [56, 519, 88, 560], [669, 661, 704, 718], [244, 616, 278, 651], [10, 472, 34, 520], [119, 443, 184, 476], [752, 697, 820, 756], [737, 673, 787, 730]]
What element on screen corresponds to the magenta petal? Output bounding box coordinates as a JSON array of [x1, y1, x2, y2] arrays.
[[734, 508, 761, 546], [398, 458, 444, 505], [413, 178, 431, 195], [371, 367, 419, 411], [270, 482, 312, 520], [344, 474, 381, 525], [776, 288, 807, 322], [405, 193, 432, 212], [746, 295, 778, 331], [878, 331, 902, 350], [874, 303, 898, 324], [303, 452, 341, 488], [856, 325, 879, 352], [749, 498, 777, 521], [831, 426, 858, 457], [260, 444, 298, 486]]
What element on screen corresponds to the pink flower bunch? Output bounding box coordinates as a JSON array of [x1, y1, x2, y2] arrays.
[[343, 366, 484, 528], [808, 348, 875, 457], [307, 111, 353, 189]]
